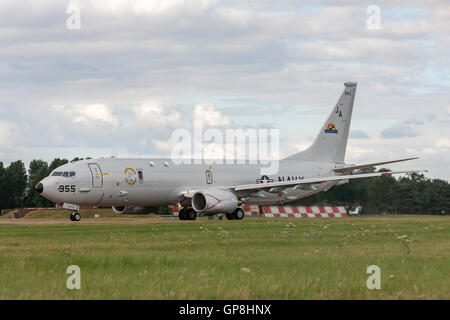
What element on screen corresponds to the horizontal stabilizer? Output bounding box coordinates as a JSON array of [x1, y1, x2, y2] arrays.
[[333, 157, 419, 173]]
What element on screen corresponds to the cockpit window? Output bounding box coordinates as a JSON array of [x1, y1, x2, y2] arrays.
[[51, 171, 76, 177]]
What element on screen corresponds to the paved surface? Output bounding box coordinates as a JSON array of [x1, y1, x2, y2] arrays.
[[0, 218, 188, 225]]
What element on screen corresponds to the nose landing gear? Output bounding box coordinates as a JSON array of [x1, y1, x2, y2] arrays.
[[70, 212, 81, 222]]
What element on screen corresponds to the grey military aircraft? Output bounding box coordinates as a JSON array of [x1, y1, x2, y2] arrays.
[[36, 82, 421, 221]]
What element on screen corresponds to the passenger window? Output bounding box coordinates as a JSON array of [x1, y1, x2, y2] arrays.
[[138, 169, 144, 182], [70, 172, 76, 177], [62, 172, 69, 178]]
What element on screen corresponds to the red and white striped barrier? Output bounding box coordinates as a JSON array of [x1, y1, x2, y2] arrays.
[[261, 206, 347, 218], [170, 205, 347, 218], [242, 205, 261, 216]]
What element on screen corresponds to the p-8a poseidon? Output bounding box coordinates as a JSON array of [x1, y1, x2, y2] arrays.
[[36, 82, 421, 221]]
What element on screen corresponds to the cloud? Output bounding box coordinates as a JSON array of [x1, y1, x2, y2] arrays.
[[0, 0, 449, 180], [0, 121, 19, 153], [53, 104, 119, 126], [133, 101, 181, 130], [349, 130, 369, 139], [435, 138, 450, 150], [193, 102, 231, 127], [380, 123, 420, 139], [345, 145, 376, 161], [152, 138, 177, 153]]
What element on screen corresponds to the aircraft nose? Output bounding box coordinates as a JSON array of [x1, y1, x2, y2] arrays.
[[35, 182, 44, 194]]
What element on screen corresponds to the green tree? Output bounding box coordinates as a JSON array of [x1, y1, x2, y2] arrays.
[[25, 158, 69, 207], [366, 168, 396, 214], [5, 160, 27, 208], [49, 158, 69, 172], [25, 159, 50, 207], [0, 162, 7, 210]]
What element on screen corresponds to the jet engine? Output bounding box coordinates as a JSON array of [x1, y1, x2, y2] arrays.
[[191, 189, 238, 214], [112, 206, 156, 215]]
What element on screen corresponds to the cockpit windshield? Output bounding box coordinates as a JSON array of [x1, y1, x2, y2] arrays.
[[52, 171, 76, 178]]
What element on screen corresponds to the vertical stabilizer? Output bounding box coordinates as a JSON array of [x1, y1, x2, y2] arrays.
[[286, 82, 357, 163]]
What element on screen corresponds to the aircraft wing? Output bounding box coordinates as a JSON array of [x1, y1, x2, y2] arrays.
[[333, 157, 418, 173], [233, 170, 426, 192]]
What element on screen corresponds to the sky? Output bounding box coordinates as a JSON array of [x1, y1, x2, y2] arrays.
[[0, 0, 449, 180]]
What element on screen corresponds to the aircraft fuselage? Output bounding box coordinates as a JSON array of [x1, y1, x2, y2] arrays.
[[37, 158, 341, 208]]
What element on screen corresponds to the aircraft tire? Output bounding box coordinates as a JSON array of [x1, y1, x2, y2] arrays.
[[232, 208, 244, 220], [71, 212, 81, 222], [187, 209, 197, 221], [225, 213, 234, 220], [178, 209, 187, 220]]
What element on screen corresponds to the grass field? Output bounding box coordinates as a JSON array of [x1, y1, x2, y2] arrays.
[[0, 213, 449, 299]]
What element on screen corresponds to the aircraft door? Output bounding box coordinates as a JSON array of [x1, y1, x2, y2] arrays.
[[88, 163, 103, 188]]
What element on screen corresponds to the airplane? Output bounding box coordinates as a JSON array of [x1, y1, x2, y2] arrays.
[[36, 82, 422, 221]]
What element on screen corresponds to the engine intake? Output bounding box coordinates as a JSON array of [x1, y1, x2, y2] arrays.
[[192, 189, 238, 214]]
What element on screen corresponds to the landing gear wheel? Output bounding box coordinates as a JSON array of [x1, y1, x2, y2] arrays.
[[232, 208, 245, 220], [178, 208, 187, 220], [187, 209, 197, 221], [225, 213, 234, 220], [70, 212, 81, 222]]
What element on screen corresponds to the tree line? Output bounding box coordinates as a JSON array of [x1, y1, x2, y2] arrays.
[[0, 159, 449, 214], [0, 158, 82, 210], [295, 168, 450, 214]]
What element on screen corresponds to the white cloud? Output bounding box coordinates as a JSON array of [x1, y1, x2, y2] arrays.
[[0, 0, 449, 180], [345, 145, 376, 161], [152, 138, 177, 152], [133, 101, 181, 130], [193, 102, 231, 127], [87, 0, 218, 16], [53, 104, 119, 126], [435, 138, 450, 150], [0, 121, 18, 152]]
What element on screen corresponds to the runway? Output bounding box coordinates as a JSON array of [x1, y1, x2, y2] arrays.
[[0, 217, 185, 225]]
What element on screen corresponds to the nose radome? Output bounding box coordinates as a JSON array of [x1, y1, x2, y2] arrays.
[[35, 183, 44, 194]]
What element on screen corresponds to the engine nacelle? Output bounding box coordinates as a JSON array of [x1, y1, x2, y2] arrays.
[[112, 206, 156, 215], [191, 189, 238, 214]]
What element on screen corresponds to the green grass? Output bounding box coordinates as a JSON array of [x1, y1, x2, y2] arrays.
[[0, 215, 449, 299]]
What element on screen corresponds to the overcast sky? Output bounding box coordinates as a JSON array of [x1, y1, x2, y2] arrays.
[[0, 0, 449, 180]]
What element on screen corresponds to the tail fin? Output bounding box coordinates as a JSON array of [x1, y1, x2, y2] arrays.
[[286, 82, 357, 163]]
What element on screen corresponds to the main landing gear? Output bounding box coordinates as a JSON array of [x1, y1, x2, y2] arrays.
[[178, 207, 245, 221], [226, 208, 245, 220], [178, 208, 197, 221], [70, 211, 81, 222]]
